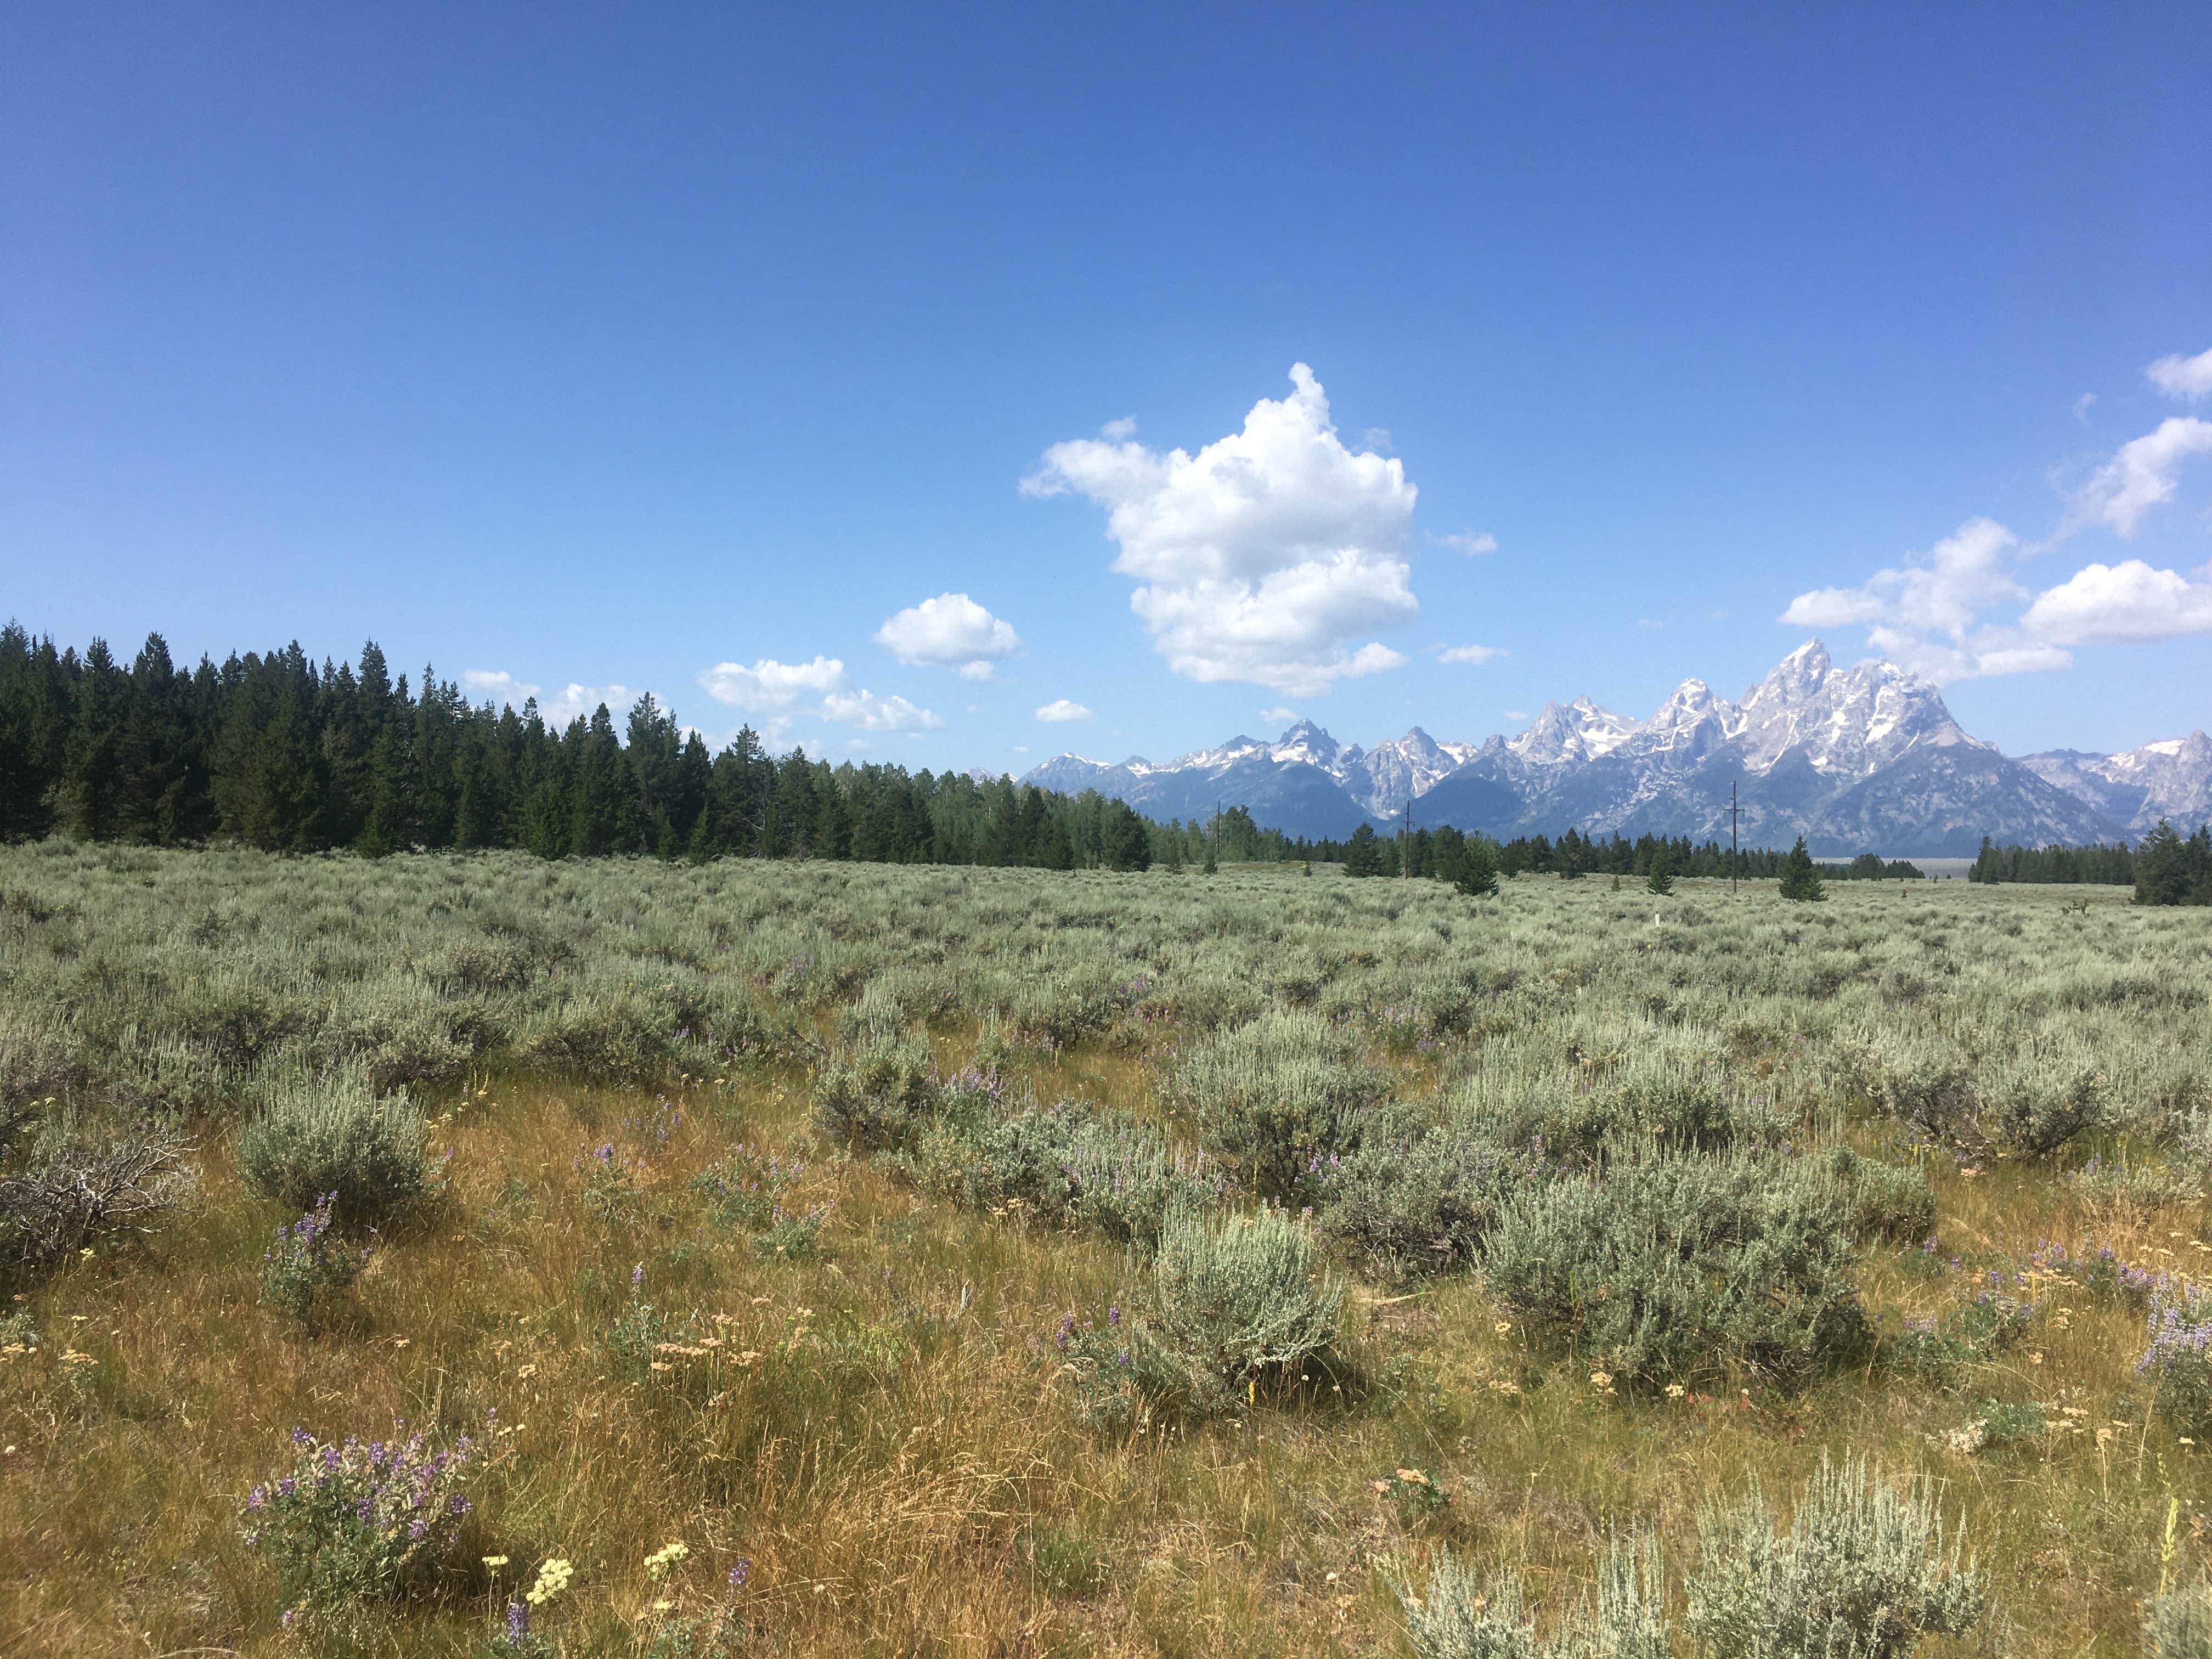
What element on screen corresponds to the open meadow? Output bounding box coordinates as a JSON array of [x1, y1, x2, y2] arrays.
[[5, 842, 2212, 1657]]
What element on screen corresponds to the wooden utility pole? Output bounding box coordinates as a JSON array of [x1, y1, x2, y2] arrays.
[[1730, 780, 1739, 895], [1402, 793, 1412, 878]]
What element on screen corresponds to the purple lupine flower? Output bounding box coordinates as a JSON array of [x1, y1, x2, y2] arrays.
[[506, 1599, 529, 1644], [1107, 1305, 1120, 1327], [728, 1559, 752, 1587], [408, 1519, 427, 1539]]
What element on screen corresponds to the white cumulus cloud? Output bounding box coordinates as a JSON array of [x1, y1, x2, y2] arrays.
[[2066, 417, 2212, 537], [2019, 560, 2212, 645], [1439, 644, 1506, 665], [1022, 363, 1419, 696], [1034, 698, 1093, 723], [544, 684, 642, 726], [2148, 347, 2212, 402], [463, 669, 651, 726], [1258, 706, 1299, 724], [873, 592, 1023, 679], [1779, 518, 2073, 684], [696, 655, 940, 736], [461, 669, 538, 707], [1784, 518, 2023, 642]]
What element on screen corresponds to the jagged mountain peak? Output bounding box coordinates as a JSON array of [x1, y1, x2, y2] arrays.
[[1506, 696, 1639, 766], [1743, 637, 1833, 708], [1017, 640, 2181, 851], [2021, 729, 2212, 833]]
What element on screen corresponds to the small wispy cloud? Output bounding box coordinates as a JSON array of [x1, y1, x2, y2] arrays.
[[1034, 698, 1093, 723], [1435, 531, 1499, 556], [1439, 644, 1506, 665]]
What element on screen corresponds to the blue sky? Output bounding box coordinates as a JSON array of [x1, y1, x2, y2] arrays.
[[5, 3, 2209, 769]]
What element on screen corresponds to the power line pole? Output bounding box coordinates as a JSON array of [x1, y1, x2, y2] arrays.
[[1730, 780, 1739, 895], [1402, 793, 1412, 878]]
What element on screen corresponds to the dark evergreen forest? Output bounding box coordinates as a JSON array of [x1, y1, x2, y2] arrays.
[[0, 625, 1164, 869]]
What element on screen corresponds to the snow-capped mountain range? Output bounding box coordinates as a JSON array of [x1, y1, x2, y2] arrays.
[[1023, 640, 2211, 855]]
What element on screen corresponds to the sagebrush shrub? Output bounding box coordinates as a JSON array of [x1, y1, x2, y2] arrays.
[[913, 1093, 1211, 1249], [1796, 1147, 1936, 1244], [1152, 1204, 1342, 1412], [516, 968, 709, 1085], [1686, 1457, 1984, 1659], [1393, 1549, 1537, 1658], [1311, 1111, 1527, 1279], [1392, 1534, 1671, 1659], [2148, 1578, 2212, 1659], [811, 1030, 939, 1152], [1481, 1154, 1866, 1390], [239, 1071, 431, 1227], [239, 1419, 484, 1633], [1980, 1051, 2109, 1156], [1167, 1011, 1386, 1196], [1472, 1074, 1781, 1167], [1061, 1114, 1215, 1248]]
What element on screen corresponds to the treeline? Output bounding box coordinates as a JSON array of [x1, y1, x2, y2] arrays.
[[1817, 854, 1927, 881], [1968, 837, 2139, 886], [1311, 824, 1795, 881], [0, 625, 1163, 868], [1967, 826, 2210, 905]]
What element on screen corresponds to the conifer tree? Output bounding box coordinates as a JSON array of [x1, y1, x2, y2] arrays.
[[1343, 822, 1380, 877], [1646, 847, 1674, 895], [2134, 820, 2194, 906], [1454, 834, 1499, 898], [1779, 836, 1825, 901], [54, 637, 129, 840], [1099, 800, 1151, 871]]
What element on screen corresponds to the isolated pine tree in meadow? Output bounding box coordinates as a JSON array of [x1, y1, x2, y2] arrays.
[[1647, 848, 1674, 895], [1454, 836, 1499, 898], [1779, 836, 1825, 901]]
